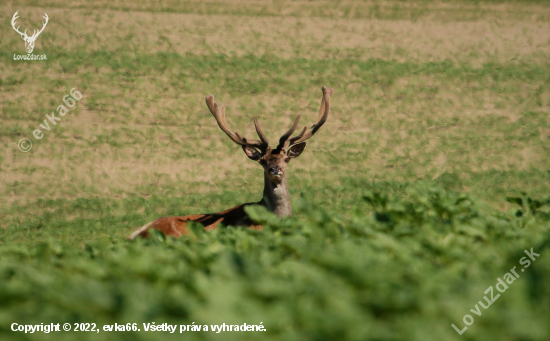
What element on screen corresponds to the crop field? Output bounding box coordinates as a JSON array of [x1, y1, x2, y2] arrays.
[[1, 0, 550, 340]]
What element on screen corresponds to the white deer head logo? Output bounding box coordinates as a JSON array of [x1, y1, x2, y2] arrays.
[[11, 11, 49, 54]]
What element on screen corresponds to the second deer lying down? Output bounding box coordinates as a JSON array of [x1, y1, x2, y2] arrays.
[[128, 86, 334, 239]]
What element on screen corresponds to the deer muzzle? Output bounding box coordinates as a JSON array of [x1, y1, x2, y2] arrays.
[[269, 166, 281, 175]]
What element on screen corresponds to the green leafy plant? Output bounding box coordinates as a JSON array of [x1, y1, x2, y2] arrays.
[[507, 192, 550, 219]]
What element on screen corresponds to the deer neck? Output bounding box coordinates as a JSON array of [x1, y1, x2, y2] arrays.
[[262, 175, 292, 217]]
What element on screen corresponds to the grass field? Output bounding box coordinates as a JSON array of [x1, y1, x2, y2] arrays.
[[1, 0, 550, 340]]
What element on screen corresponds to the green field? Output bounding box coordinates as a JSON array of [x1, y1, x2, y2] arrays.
[[1, 0, 550, 340]]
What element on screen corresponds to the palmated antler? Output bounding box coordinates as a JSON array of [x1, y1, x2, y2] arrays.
[[277, 85, 333, 151], [205, 95, 269, 153]]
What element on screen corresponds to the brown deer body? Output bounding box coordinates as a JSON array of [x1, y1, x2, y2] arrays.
[[128, 86, 333, 239]]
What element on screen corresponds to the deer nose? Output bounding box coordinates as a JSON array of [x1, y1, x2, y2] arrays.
[[269, 166, 281, 175]]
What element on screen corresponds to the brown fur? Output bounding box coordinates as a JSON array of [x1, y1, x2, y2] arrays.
[[128, 200, 264, 239]]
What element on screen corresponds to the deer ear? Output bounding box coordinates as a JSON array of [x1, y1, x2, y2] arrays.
[[288, 142, 306, 158], [242, 146, 262, 161]]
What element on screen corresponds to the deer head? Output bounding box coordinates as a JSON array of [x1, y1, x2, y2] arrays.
[[11, 11, 49, 54], [206, 86, 333, 217]]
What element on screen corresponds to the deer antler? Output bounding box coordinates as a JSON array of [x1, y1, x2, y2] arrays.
[[278, 85, 333, 151], [11, 11, 48, 41], [205, 95, 269, 153], [11, 11, 28, 39], [30, 13, 49, 40], [276, 115, 301, 150]]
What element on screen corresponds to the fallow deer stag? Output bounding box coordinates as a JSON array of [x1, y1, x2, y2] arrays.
[[128, 86, 334, 239]]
